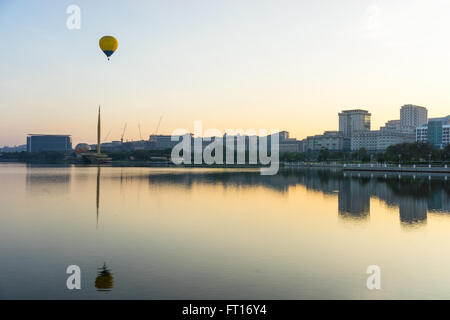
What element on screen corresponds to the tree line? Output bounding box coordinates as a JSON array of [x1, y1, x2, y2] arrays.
[[3, 142, 450, 164], [280, 142, 450, 163]]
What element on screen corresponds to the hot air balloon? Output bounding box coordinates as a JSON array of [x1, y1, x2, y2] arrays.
[[99, 36, 118, 60]]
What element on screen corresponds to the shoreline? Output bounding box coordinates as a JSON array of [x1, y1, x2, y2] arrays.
[[283, 162, 450, 174], [1, 160, 450, 175]]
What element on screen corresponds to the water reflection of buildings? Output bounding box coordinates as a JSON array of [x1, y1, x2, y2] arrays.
[[338, 178, 370, 219], [332, 172, 449, 224], [133, 169, 450, 225], [26, 166, 71, 195], [428, 189, 450, 212]]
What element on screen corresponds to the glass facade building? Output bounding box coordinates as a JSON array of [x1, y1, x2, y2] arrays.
[[427, 120, 443, 148], [415, 116, 450, 149], [26, 135, 72, 153]]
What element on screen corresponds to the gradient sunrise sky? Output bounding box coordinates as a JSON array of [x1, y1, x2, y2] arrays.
[[1, 0, 450, 146]]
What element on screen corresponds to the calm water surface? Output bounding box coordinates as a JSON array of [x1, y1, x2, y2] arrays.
[[1, 163, 450, 299]]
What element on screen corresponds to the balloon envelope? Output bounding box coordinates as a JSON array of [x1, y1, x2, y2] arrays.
[[95, 264, 114, 291], [99, 36, 118, 59]]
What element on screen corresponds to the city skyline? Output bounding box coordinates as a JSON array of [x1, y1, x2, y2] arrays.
[[3, 1, 450, 304], [2, 103, 448, 150], [3, 1, 450, 146]]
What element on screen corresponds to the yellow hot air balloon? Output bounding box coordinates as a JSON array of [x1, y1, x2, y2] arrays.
[[99, 36, 118, 60], [95, 263, 114, 291]]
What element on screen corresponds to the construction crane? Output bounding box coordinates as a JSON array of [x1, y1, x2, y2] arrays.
[[103, 130, 111, 142], [120, 123, 127, 144], [154, 116, 163, 135], [149, 116, 163, 144], [138, 123, 143, 141]]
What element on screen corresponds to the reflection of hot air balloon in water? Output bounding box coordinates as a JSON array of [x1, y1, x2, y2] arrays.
[[99, 36, 118, 60], [95, 263, 114, 291], [96, 166, 101, 228]]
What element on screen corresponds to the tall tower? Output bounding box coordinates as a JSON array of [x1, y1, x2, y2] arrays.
[[97, 106, 101, 154]]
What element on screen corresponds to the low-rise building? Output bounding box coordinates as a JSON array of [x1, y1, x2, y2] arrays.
[[0, 144, 27, 153], [279, 142, 302, 153], [278, 131, 304, 153], [350, 130, 415, 152], [149, 134, 192, 150], [306, 131, 349, 152]]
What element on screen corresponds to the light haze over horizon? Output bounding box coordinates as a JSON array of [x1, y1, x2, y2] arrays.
[[2, 0, 450, 146]]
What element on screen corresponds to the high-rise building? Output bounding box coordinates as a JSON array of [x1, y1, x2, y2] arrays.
[[400, 104, 427, 133], [338, 109, 371, 137], [26, 134, 72, 153]]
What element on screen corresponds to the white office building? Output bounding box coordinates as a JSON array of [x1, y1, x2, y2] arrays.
[[351, 130, 415, 152], [416, 126, 428, 142], [444, 125, 450, 146], [380, 120, 401, 131]]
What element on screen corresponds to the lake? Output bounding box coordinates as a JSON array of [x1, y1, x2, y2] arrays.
[[1, 163, 450, 299]]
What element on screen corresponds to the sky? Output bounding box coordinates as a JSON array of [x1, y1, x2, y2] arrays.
[[1, 0, 450, 146]]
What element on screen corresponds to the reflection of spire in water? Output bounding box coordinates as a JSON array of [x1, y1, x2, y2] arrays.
[[96, 166, 101, 229], [97, 106, 101, 154], [95, 262, 114, 291]]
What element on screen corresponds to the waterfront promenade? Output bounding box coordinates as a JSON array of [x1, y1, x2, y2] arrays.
[[282, 162, 450, 174]]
